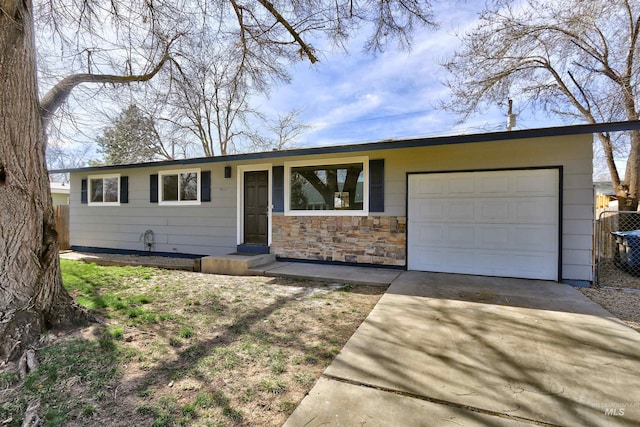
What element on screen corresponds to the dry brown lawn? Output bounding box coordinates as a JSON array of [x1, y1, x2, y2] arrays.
[[0, 260, 384, 426]]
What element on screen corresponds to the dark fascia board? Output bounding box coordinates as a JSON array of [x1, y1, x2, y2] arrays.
[[50, 120, 640, 174]]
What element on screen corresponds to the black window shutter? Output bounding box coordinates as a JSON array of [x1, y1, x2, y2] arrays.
[[81, 178, 88, 204], [201, 171, 211, 202], [120, 176, 129, 203], [150, 174, 158, 203], [272, 166, 284, 212], [369, 159, 384, 212]]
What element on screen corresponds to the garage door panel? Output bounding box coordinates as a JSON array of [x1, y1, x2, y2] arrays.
[[516, 173, 557, 195], [510, 226, 557, 251], [427, 223, 556, 251], [415, 225, 445, 244], [448, 225, 476, 245], [413, 177, 444, 195], [479, 176, 509, 194], [448, 201, 475, 220], [413, 199, 445, 219], [409, 248, 557, 280], [477, 226, 510, 247], [479, 200, 510, 221], [408, 248, 444, 270], [515, 198, 557, 223], [416, 198, 556, 224], [408, 169, 559, 280], [450, 177, 475, 194]]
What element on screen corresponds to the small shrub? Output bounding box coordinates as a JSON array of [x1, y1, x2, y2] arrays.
[[106, 327, 124, 340], [271, 360, 286, 374], [260, 376, 286, 394], [137, 388, 153, 398], [137, 405, 156, 415], [278, 401, 297, 414], [194, 392, 215, 408], [134, 295, 153, 304], [181, 404, 196, 418], [222, 407, 243, 421], [292, 372, 315, 386], [179, 327, 194, 339], [81, 405, 96, 417], [0, 371, 19, 388]]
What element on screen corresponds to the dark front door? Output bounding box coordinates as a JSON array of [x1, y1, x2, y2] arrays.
[[244, 170, 269, 245]]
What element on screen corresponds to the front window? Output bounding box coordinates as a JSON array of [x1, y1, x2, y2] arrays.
[[159, 169, 200, 205], [88, 175, 119, 205], [286, 157, 368, 215]]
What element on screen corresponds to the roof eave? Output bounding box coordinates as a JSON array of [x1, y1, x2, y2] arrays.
[[49, 120, 640, 174]]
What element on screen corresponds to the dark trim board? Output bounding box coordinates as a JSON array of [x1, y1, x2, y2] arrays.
[[70, 246, 204, 259], [405, 166, 563, 282], [236, 244, 270, 254], [51, 120, 640, 174], [562, 279, 591, 288]]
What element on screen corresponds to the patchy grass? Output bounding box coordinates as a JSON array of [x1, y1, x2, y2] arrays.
[[0, 259, 384, 426]]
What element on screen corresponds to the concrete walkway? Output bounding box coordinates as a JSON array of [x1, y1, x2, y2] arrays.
[[251, 261, 402, 286], [284, 270, 640, 426]]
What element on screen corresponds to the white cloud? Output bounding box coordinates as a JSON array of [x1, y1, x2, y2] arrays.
[[259, 2, 495, 147]]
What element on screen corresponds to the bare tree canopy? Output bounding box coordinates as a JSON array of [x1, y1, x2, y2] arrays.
[[443, 0, 640, 208], [97, 104, 172, 164], [36, 0, 437, 158], [1, 0, 436, 367]]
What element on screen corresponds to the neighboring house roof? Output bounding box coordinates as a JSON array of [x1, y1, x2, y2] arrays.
[[594, 181, 615, 196], [50, 182, 70, 194], [50, 120, 640, 174]]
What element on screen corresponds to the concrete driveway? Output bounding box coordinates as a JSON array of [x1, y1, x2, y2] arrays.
[[284, 272, 640, 426]]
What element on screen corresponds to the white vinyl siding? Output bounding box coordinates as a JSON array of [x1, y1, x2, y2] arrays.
[[71, 165, 235, 255], [69, 133, 593, 283]]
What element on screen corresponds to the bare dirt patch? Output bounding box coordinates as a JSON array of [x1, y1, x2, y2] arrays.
[[0, 261, 384, 426]]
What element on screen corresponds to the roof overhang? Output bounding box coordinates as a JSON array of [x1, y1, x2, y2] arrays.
[[50, 120, 640, 174]]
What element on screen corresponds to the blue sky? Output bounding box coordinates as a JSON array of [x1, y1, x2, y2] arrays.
[[46, 0, 576, 169], [256, 1, 562, 149]]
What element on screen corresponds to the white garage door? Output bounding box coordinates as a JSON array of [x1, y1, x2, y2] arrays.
[[408, 169, 559, 280]]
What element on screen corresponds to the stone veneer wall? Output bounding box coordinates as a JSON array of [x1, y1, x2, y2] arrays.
[[271, 216, 406, 266]]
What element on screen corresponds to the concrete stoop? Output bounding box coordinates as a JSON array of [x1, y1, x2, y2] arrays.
[[199, 253, 276, 276]]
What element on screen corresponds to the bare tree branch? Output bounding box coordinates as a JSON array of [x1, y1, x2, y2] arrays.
[[41, 50, 171, 128]]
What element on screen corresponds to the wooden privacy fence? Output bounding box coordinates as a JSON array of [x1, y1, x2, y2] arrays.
[[595, 194, 614, 209], [55, 205, 70, 250]]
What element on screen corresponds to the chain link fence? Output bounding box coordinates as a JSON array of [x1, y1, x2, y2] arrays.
[[595, 210, 640, 287]]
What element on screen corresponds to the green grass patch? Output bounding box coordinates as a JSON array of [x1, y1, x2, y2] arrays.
[[61, 259, 157, 313], [106, 326, 124, 340], [1, 337, 121, 426]]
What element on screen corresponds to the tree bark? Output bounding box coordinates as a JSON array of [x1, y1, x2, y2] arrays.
[[0, 0, 88, 362]]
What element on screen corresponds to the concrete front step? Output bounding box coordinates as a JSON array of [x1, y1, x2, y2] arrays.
[[200, 253, 276, 276]]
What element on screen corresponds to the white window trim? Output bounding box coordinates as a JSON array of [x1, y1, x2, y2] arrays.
[[284, 156, 369, 216], [88, 174, 120, 206], [158, 168, 201, 206]]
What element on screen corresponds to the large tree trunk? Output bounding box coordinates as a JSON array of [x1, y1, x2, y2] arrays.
[[620, 129, 640, 211], [0, 0, 87, 362]]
